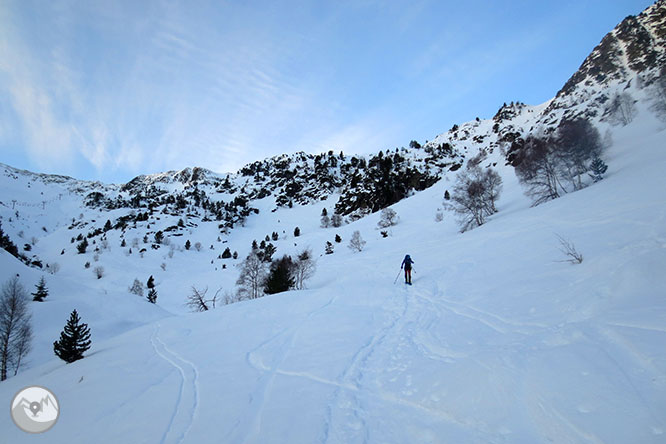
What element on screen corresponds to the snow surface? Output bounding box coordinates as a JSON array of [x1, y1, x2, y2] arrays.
[[1, 107, 666, 443]]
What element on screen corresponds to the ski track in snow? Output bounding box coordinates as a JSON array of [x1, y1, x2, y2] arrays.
[[226, 294, 340, 444], [581, 325, 666, 430], [323, 284, 408, 444], [150, 324, 200, 444]]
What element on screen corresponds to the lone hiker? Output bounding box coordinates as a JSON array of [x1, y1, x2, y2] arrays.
[[401, 254, 414, 285]]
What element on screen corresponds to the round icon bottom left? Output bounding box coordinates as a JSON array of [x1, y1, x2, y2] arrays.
[[11, 386, 59, 433]]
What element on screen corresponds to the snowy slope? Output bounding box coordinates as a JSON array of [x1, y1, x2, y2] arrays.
[[1, 107, 665, 443], [1, 2, 666, 441]]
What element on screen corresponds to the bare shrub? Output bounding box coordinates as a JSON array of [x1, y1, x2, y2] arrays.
[[236, 252, 267, 300], [450, 165, 502, 232], [513, 119, 603, 205], [129, 279, 144, 296], [185, 286, 221, 312], [604, 92, 637, 126], [292, 249, 316, 290], [348, 230, 366, 252], [556, 234, 583, 264], [330, 213, 344, 228], [93, 266, 104, 279], [377, 208, 399, 228], [47, 262, 61, 274], [0, 277, 33, 380]]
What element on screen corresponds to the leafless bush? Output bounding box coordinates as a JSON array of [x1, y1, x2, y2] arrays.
[[236, 252, 267, 300], [603, 92, 637, 126], [292, 249, 316, 290], [330, 213, 344, 228], [377, 208, 399, 228], [129, 278, 144, 296], [194, 242, 202, 252], [1, 277, 33, 380], [348, 230, 366, 252], [47, 262, 61, 274], [160, 262, 167, 271], [450, 165, 502, 232], [513, 119, 603, 205], [556, 234, 583, 264], [93, 266, 105, 279], [185, 286, 222, 312]]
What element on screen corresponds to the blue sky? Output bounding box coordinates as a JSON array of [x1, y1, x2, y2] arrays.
[[0, 0, 654, 183]]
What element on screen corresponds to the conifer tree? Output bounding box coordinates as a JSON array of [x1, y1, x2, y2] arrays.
[[31, 276, 48, 302], [147, 275, 155, 290], [53, 310, 91, 363], [589, 157, 608, 182], [264, 255, 295, 294], [335, 234, 342, 243], [185, 240, 191, 250], [147, 288, 157, 304], [294, 227, 300, 237], [325, 241, 334, 254], [77, 238, 88, 254]]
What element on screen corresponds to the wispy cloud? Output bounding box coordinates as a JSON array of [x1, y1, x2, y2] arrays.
[[0, 0, 646, 182]]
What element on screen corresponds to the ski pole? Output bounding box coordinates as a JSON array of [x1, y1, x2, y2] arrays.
[[393, 269, 402, 284]]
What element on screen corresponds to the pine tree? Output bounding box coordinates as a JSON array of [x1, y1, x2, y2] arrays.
[[264, 255, 295, 294], [589, 156, 608, 182], [53, 310, 91, 363], [185, 240, 191, 250], [263, 243, 276, 263], [147, 288, 157, 304], [77, 238, 88, 254], [335, 234, 342, 243], [31, 276, 48, 302], [222, 247, 232, 259], [147, 275, 155, 289], [325, 241, 334, 254], [294, 227, 300, 237]]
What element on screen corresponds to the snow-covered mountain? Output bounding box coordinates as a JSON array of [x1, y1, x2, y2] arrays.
[[0, 2, 665, 443]]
